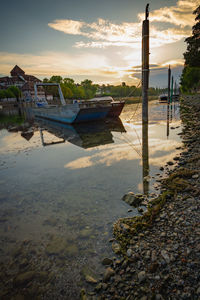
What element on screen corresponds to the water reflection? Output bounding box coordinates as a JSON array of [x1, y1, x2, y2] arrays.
[[0, 101, 183, 299], [37, 117, 126, 149], [142, 120, 149, 195]]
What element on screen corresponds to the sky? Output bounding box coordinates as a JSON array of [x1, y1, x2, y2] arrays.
[[0, 0, 198, 87]]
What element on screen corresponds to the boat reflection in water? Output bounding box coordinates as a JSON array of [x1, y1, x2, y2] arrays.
[[37, 117, 126, 149]]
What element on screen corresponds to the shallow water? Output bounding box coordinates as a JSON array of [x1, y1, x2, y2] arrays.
[[0, 101, 182, 299]]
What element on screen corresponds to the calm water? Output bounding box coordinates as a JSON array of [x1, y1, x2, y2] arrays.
[[0, 101, 182, 299]]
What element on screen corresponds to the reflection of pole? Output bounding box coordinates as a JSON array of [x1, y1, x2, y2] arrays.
[[142, 4, 149, 124], [142, 120, 149, 195], [39, 128, 45, 146], [170, 76, 173, 120], [167, 103, 169, 138]]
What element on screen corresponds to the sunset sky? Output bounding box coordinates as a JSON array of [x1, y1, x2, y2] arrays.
[[0, 0, 198, 87]]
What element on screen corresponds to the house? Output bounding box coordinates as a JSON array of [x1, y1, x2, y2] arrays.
[[0, 65, 52, 101]]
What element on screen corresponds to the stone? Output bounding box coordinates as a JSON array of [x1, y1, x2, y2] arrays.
[[122, 192, 144, 207], [112, 242, 121, 254], [45, 236, 77, 257], [102, 258, 113, 265], [79, 228, 92, 238], [103, 267, 115, 282], [138, 271, 146, 283], [126, 248, 133, 257], [192, 174, 199, 179], [161, 250, 170, 263], [151, 250, 157, 262], [85, 275, 98, 284], [14, 271, 35, 286]]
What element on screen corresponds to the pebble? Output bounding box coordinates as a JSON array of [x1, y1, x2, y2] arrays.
[[138, 271, 146, 283]]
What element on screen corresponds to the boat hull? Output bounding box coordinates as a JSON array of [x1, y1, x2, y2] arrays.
[[107, 101, 125, 117], [31, 104, 110, 124]]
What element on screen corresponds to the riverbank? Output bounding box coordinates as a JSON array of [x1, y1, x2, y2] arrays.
[[84, 95, 200, 299]]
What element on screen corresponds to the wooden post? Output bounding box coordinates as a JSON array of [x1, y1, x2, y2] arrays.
[[142, 4, 149, 123], [170, 76, 174, 103], [168, 65, 171, 104]]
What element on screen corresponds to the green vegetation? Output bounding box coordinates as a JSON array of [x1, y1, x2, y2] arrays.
[[0, 86, 21, 100], [0, 114, 24, 125], [43, 76, 166, 100], [180, 5, 200, 93]]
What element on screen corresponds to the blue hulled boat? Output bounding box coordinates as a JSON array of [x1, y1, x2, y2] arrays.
[[31, 83, 111, 124]]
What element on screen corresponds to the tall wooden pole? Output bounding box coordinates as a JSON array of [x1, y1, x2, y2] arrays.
[[170, 76, 174, 103], [168, 65, 171, 104], [142, 4, 149, 123]]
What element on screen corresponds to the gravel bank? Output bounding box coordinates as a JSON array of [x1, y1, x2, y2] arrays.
[[84, 96, 200, 300]]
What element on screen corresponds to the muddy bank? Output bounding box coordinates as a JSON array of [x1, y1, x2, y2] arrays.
[[84, 96, 200, 300]]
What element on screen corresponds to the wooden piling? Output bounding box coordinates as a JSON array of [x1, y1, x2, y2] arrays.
[[168, 65, 171, 104], [142, 4, 149, 123]]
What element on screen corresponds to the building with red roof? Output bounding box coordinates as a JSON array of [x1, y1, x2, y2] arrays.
[[0, 65, 51, 101]]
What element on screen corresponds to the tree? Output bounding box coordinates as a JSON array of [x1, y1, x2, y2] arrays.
[[81, 79, 97, 98], [5, 89, 15, 99], [49, 75, 63, 83], [7, 86, 21, 101], [183, 5, 200, 67], [181, 5, 200, 93], [180, 67, 200, 93], [0, 90, 6, 99], [60, 83, 73, 99]]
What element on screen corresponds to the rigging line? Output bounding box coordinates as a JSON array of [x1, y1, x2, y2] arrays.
[[123, 81, 142, 123], [114, 134, 142, 157], [126, 80, 142, 97]]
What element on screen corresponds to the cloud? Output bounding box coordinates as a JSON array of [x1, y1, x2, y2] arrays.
[[0, 51, 108, 76], [48, 0, 198, 50], [48, 19, 86, 35], [64, 135, 182, 170], [138, 0, 199, 27]]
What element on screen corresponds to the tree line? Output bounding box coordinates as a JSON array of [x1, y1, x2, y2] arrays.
[[180, 5, 200, 93], [43, 76, 165, 99]]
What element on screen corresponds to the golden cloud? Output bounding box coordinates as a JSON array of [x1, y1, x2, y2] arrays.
[[139, 0, 199, 28], [48, 0, 198, 50], [48, 19, 86, 35]]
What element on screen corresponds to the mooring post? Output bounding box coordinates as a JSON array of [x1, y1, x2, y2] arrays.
[[170, 76, 174, 103], [168, 65, 171, 104], [142, 4, 149, 123]]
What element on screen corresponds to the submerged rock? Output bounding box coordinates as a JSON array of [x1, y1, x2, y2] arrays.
[[14, 271, 35, 286], [45, 236, 78, 257], [102, 257, 113, 265]]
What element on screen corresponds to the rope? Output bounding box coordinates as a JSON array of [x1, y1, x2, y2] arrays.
[[123, 80, 142, 123]]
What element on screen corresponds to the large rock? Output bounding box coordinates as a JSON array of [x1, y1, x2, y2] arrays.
[[122, 192, 144, 207]]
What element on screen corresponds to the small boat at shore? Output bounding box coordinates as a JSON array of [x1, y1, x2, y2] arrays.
[[32, 100, 111, 124], [159, 94, 168, 103], [32, 83, 112, 124]]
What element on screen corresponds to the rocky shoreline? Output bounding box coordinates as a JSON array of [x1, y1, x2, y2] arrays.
[[83, 96, 200, 300]]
